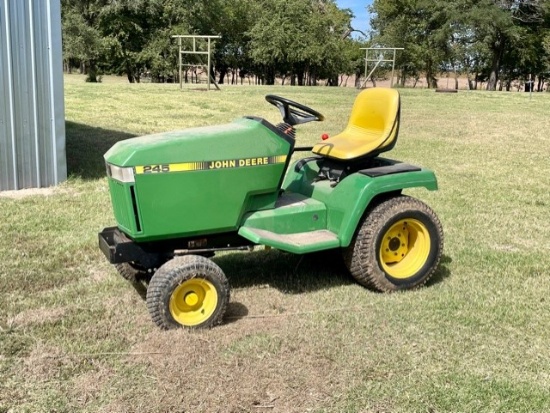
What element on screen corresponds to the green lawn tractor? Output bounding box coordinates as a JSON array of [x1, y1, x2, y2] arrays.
[[98, 88, 444, 329]]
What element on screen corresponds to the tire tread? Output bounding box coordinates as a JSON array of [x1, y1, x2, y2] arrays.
[[146, 255, 229, 329], [344, 195, 443, 292]]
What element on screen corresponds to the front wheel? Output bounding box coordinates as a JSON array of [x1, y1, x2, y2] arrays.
[[146, 255, 229, 329], [115, 262, 150, 284], [344, 195, 443, 292]]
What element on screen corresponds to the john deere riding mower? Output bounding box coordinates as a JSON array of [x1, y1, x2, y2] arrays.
[[99, 88, 444, 329]]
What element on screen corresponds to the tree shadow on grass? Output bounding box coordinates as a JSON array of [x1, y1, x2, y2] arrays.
[[214, 249, 453, 294], [66, 121, 137, 179]]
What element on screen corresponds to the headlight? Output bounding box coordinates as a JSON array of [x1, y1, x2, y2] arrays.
[[106, 163, 135, 183]]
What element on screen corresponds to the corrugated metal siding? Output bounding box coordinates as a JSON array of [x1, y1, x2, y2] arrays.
[[0, 0, 66, 191]]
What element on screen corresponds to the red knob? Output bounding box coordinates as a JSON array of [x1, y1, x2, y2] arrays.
[[321, 133, 329, 141]]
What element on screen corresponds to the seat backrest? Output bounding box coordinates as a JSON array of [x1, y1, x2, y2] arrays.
[[348, 87, 400, 143], [312, 88, 400, 160]]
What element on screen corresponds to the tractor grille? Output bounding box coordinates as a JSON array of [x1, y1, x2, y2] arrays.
[[109, 180, 140, 233]]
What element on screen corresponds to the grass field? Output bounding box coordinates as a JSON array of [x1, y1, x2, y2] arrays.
[[1, 74, 550, 412]]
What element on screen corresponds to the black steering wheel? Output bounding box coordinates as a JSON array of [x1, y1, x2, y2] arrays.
[[265, 95, 325, 126]]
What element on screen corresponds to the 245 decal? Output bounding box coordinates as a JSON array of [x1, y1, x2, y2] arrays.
[[140, 164, 170, 174]]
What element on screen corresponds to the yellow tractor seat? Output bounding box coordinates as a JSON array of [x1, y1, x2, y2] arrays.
[[312, 88, 400, 160]]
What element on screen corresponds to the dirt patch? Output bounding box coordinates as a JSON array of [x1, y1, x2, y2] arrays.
[[0, 187, 57, 199], [23, 343, 66, 380], [11, 307, 67, 328], [0, 185, 81, 199], [116, 315, 363, 413], [70, 364, 116, 409], [89, 266, 113, 284]]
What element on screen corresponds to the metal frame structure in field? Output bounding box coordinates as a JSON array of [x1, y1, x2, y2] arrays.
[[172, 35, 221, 91], [360, 47, 404, 88], [0, 0, 66, 191]]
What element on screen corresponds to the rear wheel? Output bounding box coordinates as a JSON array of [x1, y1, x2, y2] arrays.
[[146, 255, 229, 329], [344, 195, 443, 292]]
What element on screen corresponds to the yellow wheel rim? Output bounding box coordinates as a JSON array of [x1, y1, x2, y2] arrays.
[[169, 278, 218, 326], [379, 218, 431, 279]]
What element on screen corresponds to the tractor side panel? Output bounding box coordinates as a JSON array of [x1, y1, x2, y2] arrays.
[[133, 164, 286, 240]]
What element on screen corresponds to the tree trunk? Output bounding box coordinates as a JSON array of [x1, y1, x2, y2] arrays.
[[86, 61, 98, 82], [297, 71, 304, 86], [425, 59, 438, 89], [487, 36, 505, 91], [487, 61, 499, 90], [425, 72, 438, 89], [218, 67, 227, 84], [467, 74, 474, 90], [425, 73, 437, 88], [399, 72, 406, 87], [125, 59, 136, 83], [340, 74, 349, 87], [265, 66, 275, 85], [309, 71, 317, 86]]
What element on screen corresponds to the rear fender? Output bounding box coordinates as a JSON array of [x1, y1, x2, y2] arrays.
[[325, 169, 439, 247]]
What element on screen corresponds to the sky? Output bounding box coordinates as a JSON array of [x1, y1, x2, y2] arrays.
[[335, 0, 373, 37]]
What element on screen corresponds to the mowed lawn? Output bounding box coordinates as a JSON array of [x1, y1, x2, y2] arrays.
[[1, 75, 550, 412]]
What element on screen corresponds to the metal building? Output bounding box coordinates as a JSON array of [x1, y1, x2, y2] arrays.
[[0, 0, 66, 191]]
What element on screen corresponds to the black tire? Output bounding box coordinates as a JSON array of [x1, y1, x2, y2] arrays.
[[343, 195, 443, 292], [146, 255, 229, 329], [115, 262, 149, 284]]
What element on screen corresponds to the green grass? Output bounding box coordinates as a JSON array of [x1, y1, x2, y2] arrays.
[[1, 74, 550, 412]]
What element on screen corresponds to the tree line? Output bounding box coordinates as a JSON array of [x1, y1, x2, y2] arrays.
[[371, 0, 550, 91], [61, 0, 550, 90], [61, 0, 366, 86]]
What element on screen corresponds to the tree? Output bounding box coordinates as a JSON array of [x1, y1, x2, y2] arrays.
[[61, 0, 107, 82], [247, 0, 356, 85], [370, 0, 452, 88], [370, 0, 550, 90], [60, 0, 372, 86], [303, 1, 356, 86]]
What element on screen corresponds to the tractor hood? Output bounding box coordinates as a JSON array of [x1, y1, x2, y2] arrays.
[[104, 117, 292, 167], [103, 116, 294, 241]]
